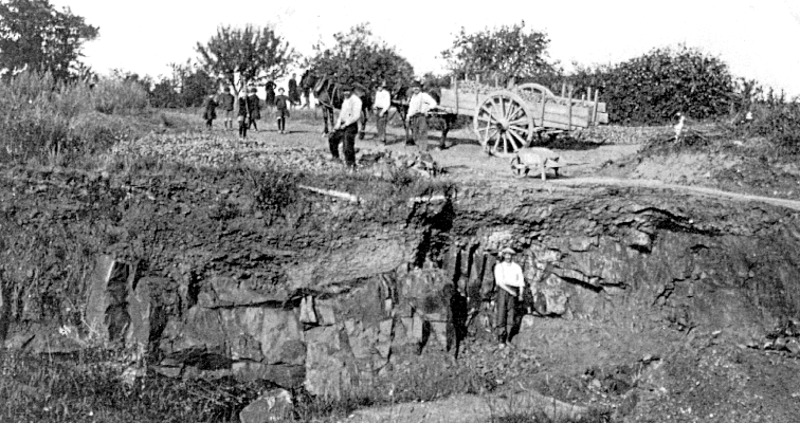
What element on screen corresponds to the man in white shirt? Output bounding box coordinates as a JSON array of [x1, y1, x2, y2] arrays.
[[405, 83, 438, 151], [329, 85, 362, 168], [494, 246, 525, 346], [373, 81, 391, 144]]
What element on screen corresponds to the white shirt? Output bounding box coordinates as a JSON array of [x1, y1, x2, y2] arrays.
[[494, 261, 524, 295], [337, 94, 362, 128], [374, 88, 391, 111], [407, 92, 437, 117]]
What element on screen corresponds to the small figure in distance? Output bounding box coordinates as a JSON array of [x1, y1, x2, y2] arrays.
[[288, 73, 301, 110], [202, 93, 218, 130], [274, 87, 291, 134], [247, 87, 261, 132], [237, 90, 249, 139], [217, 86, 235, 130], [373, 80, 391, 144]]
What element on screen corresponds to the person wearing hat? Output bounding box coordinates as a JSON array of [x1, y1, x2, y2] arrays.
[[373, 80, 391, 144], [329, 84, 362, 168], [494, 246, 525, 346], [274, 87, 291, 134], [405, 82, 438, 151]]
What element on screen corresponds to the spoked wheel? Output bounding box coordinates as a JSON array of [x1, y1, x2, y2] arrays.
[[510, 156, 527, 178], [473, 90, 535, 156], [516, 83, 555, 99]]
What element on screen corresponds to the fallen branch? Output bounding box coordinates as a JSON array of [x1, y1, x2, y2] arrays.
[[298, 185, 361, 203]]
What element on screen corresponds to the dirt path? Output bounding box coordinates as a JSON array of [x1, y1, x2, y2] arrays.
[[232, 115, 800, 212]]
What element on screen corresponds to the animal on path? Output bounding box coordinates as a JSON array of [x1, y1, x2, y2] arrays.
[[510, 147, 563, 181]]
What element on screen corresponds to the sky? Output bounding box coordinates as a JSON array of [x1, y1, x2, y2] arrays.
[[51, 0, 800, 98]]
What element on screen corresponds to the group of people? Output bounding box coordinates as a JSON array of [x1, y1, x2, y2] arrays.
[[202, 73, 305, 137], [328, 80, 440, 169]]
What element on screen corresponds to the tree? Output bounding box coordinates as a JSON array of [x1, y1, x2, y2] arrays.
[[196, 24, 296, 97], [0, 0, 98, 81], [308, 23, 415, 91], [170, 60, 216, 107], [441, 21, 554, 81], [593, 45, 736, 124]]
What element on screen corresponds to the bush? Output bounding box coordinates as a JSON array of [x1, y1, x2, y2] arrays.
[[558, 45, 736, 125], [91, 77, 149, 114], [0, 71, 149, 166]]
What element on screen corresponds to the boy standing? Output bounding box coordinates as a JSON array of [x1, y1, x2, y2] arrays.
[[274, 87, 290, 134], [218, 87, 235, 130]]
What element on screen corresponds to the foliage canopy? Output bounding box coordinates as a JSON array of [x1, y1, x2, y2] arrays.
[[307, 23, 415, 91], [441, 21, 555, 81], [196, 25, 296, 96], [0, 0, 98, 81]]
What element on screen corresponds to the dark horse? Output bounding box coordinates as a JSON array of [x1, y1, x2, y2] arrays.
[[301, 73, 372, 138]]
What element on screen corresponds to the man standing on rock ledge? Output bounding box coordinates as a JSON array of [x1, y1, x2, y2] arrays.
[[494, 247, 525, 347]]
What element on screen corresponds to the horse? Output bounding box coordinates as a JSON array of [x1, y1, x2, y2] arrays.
[[301, 73, 372, 137]]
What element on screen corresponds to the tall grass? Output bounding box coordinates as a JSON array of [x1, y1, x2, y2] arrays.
[[0, 71, 149, 166]]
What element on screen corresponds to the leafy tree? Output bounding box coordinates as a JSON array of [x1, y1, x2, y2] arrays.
[[441, 21, 555, 82], [170, 60, 216, 107], [581, 45, 736, 124], [196, 24, 296, 96], [0, 0, 98, 81], [308, 23, 415, 91]]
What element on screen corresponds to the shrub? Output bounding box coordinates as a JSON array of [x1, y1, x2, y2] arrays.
[[0, 71, 149, 166], [557, 45, 736, 125], [91, 77, 149, 114]]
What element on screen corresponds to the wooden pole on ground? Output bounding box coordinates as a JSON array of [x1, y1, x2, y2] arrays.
[[567, 86, 573, 131]]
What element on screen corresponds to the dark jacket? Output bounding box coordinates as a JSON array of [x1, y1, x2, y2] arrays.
[[237, 96, 249, 117], [247, 94, 261, 120], [203, 97, 218, 120]]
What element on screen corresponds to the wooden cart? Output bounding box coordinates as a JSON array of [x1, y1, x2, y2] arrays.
[[437, 79, 609, 154]]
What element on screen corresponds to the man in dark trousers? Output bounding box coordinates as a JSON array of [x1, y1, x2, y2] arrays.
[[288, 73, 300, 109], [246, 87, 261, 131], [328, 84, 362, 168], [494, 247, 525, 347], [274, 87, 290, 134], [237, 91, 249, 139], [202, 94, 218, 130]]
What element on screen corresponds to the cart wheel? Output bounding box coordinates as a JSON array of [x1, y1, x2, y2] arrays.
[[473, 90, 535, 156]]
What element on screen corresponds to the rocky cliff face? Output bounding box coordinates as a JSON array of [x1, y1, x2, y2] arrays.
[[2, 167, 799, 398]]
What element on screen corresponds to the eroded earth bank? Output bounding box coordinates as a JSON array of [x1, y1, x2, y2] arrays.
[[2, 130, 800, 422]]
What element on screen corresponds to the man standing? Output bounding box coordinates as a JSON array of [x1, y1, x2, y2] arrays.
[[237, 91, 249, 139], [288, 73, 300, 109], [202, 94, 218, 130], [247, 87, 261, 131], [329, 84, 362, 168], [494, 247, 525, 346], [274, 87, 290, 134], [218, 87, 235, 130], [373, 81, 391, 144], [405, 83, 438, 151]]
